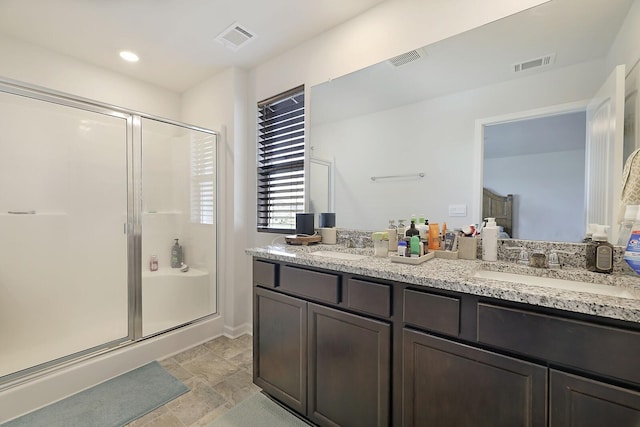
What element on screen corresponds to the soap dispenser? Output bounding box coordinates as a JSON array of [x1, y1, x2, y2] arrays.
[[482, 218, 498, 262], [586, 225, 613, 274]]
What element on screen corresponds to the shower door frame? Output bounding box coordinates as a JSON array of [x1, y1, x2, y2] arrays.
[[0, 77, 219, 388]]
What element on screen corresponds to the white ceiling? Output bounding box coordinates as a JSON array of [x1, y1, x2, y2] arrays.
[[0, 0, 386, 92], [311, 0, 635, 125]]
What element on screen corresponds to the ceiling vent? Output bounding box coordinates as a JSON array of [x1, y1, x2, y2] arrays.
[[388, 48, 426, 67], [513, 53, 556, 73], [215, 22, 256, 51]]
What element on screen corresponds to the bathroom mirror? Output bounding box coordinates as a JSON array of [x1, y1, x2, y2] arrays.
[[309, 0, 640, 242]]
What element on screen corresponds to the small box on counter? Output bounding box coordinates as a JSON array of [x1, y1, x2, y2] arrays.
[[458, 236, 478, 260]]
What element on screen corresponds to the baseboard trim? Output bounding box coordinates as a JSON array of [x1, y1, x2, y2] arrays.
[[223, 322, 253, 339]]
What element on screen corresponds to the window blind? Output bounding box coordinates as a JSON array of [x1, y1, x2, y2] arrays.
[[190, 133, 215, 225], [257, 86, 305, 232]]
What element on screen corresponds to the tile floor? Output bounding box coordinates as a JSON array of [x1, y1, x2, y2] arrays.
[[127, 334, 260, 427]]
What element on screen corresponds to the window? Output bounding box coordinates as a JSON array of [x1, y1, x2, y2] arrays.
[[190, 133, 216, 225], [257, 86, 305, 232]]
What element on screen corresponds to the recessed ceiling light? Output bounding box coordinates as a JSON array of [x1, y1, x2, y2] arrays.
[[119, 51, 139, 62]]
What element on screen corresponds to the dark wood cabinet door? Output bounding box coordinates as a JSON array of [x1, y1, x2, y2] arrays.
[[308, 303, 391, 427], [403, 329, 547, 427], [254, 287, 307, 415], [550, 370, 640, 427]]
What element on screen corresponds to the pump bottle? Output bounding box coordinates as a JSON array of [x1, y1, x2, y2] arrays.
[[482, 218, 498, 261], [586, 225, 613, 273]]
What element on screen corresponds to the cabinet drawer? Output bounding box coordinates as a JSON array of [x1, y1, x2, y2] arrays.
[[403, 289, 460, 336], [347, 278, 391, 318], [478, 303, 640, 385], [253, 259, 278, 288], [280, 265, 340, 304]]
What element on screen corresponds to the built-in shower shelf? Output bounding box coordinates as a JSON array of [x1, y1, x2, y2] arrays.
[[1, 212, 67, 216]]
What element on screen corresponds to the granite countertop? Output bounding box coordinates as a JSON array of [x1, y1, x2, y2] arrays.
[[246, 243, 640, 324]]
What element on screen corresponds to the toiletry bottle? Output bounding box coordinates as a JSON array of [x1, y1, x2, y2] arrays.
[[398, 240, 407, 257], [416, 215, 428, 240], [171, 238, 182, 268], [406, 218, 420, 238], [482, 218, 498, 261], [587, 225, 613, 273], [397, 219, 407, 239], [149, 255, 158, 272], [410, 235, 420, 258], [624, 210, 640, 275], [428, 223, 440, 250], [617, 205, 639, 246], [387, 220, 398, 252]]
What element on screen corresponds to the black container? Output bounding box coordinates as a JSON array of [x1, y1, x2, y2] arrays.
[[295, 213, 315, 236], [319, 212, 336, 228]]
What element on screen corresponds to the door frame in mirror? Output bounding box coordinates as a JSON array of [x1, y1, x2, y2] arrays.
[[473, 100, 590, 233]]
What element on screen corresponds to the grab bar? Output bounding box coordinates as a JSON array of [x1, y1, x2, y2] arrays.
[[8, 210, 36, 214], [371, 172, 424, 181]]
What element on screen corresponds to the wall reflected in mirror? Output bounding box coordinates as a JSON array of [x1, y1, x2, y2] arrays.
[[309, 0, 639, 242]]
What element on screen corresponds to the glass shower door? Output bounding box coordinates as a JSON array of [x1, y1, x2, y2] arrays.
[[140, 118, 217, 337], [0, 90, 129, 379]]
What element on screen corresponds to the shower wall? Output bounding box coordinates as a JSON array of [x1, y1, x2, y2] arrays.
[[141, 118, 217, 336]]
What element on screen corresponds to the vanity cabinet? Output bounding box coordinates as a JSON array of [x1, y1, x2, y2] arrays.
[[252, 257, 640, 426], [403, 328, 547, 427], [253, 260, 391, 427], [550, 370, 640, 426]]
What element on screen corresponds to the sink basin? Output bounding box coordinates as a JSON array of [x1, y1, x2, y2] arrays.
[[473, 270, 637, 299], [309, 251, 369, 261]]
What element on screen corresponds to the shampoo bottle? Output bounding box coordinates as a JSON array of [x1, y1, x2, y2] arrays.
[[171, 238, 183, 268], [482, 218, 498, 261]]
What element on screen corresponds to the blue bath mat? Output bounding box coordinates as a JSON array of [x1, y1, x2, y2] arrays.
[[208, 392, 311, 427], [2, 361, 188, 427]]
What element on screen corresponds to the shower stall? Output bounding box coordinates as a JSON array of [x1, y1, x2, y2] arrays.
[[0, 79, 218, 384]]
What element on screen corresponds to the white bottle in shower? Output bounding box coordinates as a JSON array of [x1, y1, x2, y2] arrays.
[[482, 218, 498, 262]]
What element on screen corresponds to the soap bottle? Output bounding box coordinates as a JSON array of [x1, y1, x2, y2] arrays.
[[406, 218, 420, 238], [171, 238, 183, 268], [416, 215, 428, 240], [482, 218, 498, 261], [587, 225, 613, 273]]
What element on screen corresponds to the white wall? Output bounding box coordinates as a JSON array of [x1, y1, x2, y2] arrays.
[[181, 67, 252, 337], [310, 59, 604, 231], [607, 0, 640, 75]]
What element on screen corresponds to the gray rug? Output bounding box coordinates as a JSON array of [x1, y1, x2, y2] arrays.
[[2, 361, 188, 427], [209, 392, 312, 427]]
